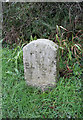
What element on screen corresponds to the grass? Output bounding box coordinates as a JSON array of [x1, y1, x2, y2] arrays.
[[2, 47, 82, 118]]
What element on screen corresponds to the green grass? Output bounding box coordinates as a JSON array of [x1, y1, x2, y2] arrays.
[[2, 47, 82, 118]]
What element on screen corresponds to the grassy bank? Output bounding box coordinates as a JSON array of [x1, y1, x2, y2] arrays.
[[2, 47, 82, 118]]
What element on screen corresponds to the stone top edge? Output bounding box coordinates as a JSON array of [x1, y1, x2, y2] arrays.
[[23, 39, 58, 50]]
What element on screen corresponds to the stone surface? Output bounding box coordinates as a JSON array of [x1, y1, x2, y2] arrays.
[[23, 39, 58, 90]]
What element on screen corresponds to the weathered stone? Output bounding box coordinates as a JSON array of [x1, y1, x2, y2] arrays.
[[23, 39, 58, 90]]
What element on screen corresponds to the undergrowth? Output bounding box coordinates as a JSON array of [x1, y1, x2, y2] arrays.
[[2, 3, 83, 118]]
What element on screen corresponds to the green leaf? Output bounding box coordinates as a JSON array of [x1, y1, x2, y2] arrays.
[[56, 34, 60, 45], [0, 39, 3, 44], [30, 35, 33, 41], [34, 36, 37, 40], [59, 46, 64, 50], [72, 34, 74, 41], [64, 41, 68, 48], [14, 68, 19, 74], [6, 71, 14, 74], [74, 44, 81, 51], [56, 25, 60, 34], [68, 47, 72, 60]]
